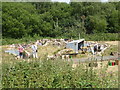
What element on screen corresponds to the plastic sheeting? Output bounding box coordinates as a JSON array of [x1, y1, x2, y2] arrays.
[[5, 50, 19, 56]]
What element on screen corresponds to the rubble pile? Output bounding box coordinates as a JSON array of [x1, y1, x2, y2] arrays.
[[5, 38, 117, 60], [47, 48, 74, 60], [40, 39, 72, 47], [85, 42, 110, 55]]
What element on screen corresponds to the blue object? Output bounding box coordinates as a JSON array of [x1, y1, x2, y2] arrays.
[[5, 50, 19, 56]]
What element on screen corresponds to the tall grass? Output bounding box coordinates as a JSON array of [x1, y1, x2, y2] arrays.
[[75, 33, 119, 41], [2, 57, 118, 88], [2, 33, 119, 45]]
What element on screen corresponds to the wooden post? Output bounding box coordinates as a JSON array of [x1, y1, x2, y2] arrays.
[[79, 33, 80, 40], [118, 60, 120, 65]]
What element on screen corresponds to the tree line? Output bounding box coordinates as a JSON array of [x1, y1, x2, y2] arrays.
[[2, 2, 119, 39]]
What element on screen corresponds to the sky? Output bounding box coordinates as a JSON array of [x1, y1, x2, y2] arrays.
[[51, 0, 109, 3]]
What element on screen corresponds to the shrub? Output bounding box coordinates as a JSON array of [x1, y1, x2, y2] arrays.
[[2, 58, 118, 88]]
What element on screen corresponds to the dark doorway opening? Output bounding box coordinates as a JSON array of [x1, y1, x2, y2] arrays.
[[78, 41, 84, 50]]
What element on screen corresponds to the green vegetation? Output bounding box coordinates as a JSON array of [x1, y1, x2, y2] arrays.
[[2, 48, 118, 88], [103, 45, 118, 56], [2, 2, 119, 41], [1, 2, 119, 88], [2, 58, 118, 88], [2, 33, 119, 45]]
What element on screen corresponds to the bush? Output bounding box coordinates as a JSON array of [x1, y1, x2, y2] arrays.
[[81, 33, 119, 41], [2, 33, 119, 45], [2, 58, 118, 88]]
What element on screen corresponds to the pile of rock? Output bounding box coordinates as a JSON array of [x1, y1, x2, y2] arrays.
[[47, 48, 74, 60], [38, 39, 73, 47], [84, 41, 110, 55]]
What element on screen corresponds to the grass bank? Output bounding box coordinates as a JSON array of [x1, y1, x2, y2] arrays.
[[2, 33, 119, 45], [2, 46, 118, 88], [2, 58, 118, 88]]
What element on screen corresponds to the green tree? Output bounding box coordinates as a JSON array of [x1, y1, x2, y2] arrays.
[[107, 10, 119, 33], [86, 15, 108, 34]]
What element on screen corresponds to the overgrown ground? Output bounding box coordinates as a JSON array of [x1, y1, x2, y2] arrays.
[[2, 55, 119, 88], [37, 45, 63, 60], [1, 41, 119, 88], [101, 41, 118, 56], [2, 33, 119, 45]]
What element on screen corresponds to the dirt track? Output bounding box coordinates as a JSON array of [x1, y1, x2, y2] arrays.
[[72, 55, 118, 63], [71, 53, 119, 73]]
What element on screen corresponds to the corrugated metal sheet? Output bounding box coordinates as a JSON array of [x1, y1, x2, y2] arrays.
[[66, 39, 85, 53], [68, 39, 85, 43]]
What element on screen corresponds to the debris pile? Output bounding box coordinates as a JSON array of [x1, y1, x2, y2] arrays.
[[4, 38, 116, 60], [85, 41, 110, 55], [66, 39, 110, 55], [39, 39, 72, 47], [47, 48, 74, 60]]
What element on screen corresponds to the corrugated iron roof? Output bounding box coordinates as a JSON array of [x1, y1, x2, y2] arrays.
[[68, 39, 85, 43]]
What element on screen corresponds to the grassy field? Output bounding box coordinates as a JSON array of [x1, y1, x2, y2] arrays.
[[2, 33, 119, 45], [2, 55, 119, 88], [1, 41, 119, 88], [102, 41, 118, 56]]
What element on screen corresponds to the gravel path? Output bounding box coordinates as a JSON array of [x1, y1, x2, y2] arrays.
[[71, 55, 118, 63]]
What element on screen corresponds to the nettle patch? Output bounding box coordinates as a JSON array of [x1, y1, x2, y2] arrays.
[[2, 58, 118, 88]]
